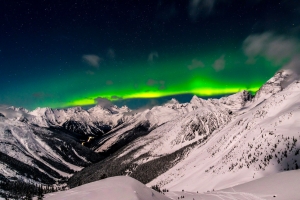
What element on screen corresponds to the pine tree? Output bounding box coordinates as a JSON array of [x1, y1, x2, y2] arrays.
[[38, 190, 44, 200], [36, 184, 44, 200], [25, 191, 33, 200], [38, 193, 44, 200]]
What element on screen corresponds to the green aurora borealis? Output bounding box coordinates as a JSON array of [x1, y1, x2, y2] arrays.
[[1, 1, 298, 110], [11, 50, 281, 109]]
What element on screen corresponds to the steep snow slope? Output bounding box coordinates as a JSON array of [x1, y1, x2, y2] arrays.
[[0, 114, 101, 186], [149, 70, 300, 192], [45, 176, 170, 200], [93, 101, 188, 154], [94, 95, 233, 155], [218, 90, 253, 111], [68, 95, 234, 187]]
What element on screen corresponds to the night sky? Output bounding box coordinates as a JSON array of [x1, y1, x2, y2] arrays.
[[1, 0, 300, 110]]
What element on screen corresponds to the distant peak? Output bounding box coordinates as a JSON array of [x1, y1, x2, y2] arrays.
[[166, 98, 179, 105], [253, 69, 294, 101], [190, 95, 200, 104], [7, 106, 29, 113], [68, 106, 83, 112]]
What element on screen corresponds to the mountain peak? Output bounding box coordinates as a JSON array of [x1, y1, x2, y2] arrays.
[[254, 69, 294, 101], [30, 107, 53, 115], [164, 98, 179, 105], [219, 90, 252, 109], [190, 95, 199, 103], [7, 106, 29, 113], [67, 106, 83, 112]]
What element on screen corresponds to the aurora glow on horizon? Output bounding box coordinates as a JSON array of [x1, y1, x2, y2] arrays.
[[1, 1, 299, 110]]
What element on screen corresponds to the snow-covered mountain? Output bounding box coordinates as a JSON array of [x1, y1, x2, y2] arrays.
[[68, 89, 250, 187], [0, 112, 102, 197], [28, 105, 131, 137], [148, 69, 300, 192], [1, 69, 300, 199], [68, 70, 300, 195]]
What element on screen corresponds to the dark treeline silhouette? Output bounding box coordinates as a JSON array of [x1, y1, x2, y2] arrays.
[[0, 178, 57, 199]]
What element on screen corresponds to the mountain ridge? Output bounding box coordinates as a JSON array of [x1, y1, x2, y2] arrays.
[[1, 69, 299, 198]]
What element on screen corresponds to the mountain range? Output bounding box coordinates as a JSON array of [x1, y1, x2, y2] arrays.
[[0, 69, 299, 199]]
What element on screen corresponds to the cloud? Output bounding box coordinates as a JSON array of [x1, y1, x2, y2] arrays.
[[147, 79, 166, 90], [243, 32, 300, 85], [86, 70, 95, 75], [189, 0, 216, 19], [123, 99, 161, 115], [213, 55, 225, 71], [148, 51, 159, 62], [111, 95, 122, 100], [147, 79, 157, 86], [95, 97, 113, 109], [32, 92, 52, 99], [107, 48, 115, 59], [243, 32, 299, 64], [106, 80, 113, 85], [159, 80, 166, 90], [188, 59, 205, 70], [281, 55, 300, 86], [82, 54, 102, 68], [283, 56, 300, 75], [33, 92, 46, 99]]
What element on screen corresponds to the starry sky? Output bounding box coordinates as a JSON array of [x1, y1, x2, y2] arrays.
[[1, 0, 300, 110]]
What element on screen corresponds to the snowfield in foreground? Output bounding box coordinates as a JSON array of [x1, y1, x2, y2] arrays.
[[167, 169, 300, 200], [44, 176, 170, 200], [45, 170, 300, 200]]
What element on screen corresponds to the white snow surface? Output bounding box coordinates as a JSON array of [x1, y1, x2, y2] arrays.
[[44, 176, 170, 200], [166, 169, 300, 200], [95, 94, 233, 155], [2, 70, 300, 199], [148, 70, 300, 193], [28, 105, 132, 135], [0, 116, 89, 182], [44, 170, 300, 200]]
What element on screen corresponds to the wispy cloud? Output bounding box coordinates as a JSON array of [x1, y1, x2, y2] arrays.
[[82, 54, 102, 68], [147, 79, 157, 86], [106, 80, 113, 85], [111, 95, 122, 100], [95, 97, 113, 109], [147, 79, 165, 90], [123, 99, 161, 115], [107, 48, 115, 59], [189, 0, 216, 19], [283, 56, 300, 75], [86, 70, 95, 75], [243, 32, 299, 64], [32, 92, 53, 100], [243, 32, 300, 83], [213, 55, 225, 71], [188, 59, 205, 70], [148, 51, 159, 62]]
